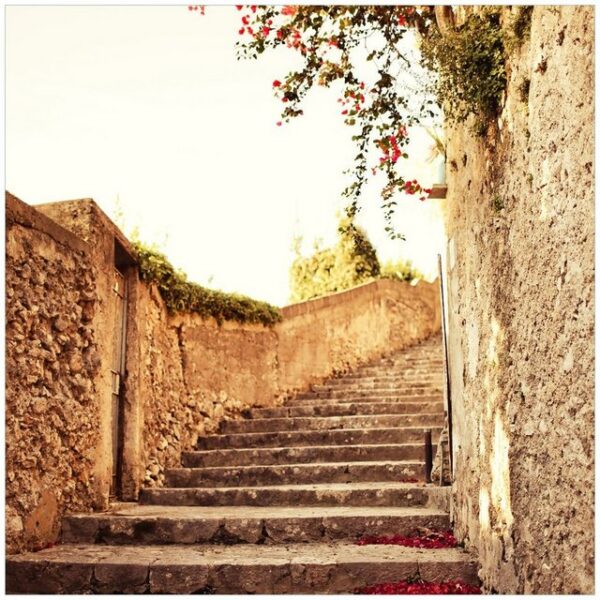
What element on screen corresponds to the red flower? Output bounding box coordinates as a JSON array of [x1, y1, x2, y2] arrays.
[[250, 5, 257, 12], [281, 5, 297, 16], [242, 15, 249, 24], [236, 5, 243, 10], [238, 27, 245, 34], [276, 121, 282, 126], [261, 26, 270, 36], [356, 579, 481, 595], [272, 80, 282, 87]]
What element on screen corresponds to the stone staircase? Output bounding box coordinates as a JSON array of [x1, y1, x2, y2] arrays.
[[6, 335, 478, 594]]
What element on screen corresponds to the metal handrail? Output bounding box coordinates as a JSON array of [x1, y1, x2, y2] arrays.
[[437, 253, 453, 477]]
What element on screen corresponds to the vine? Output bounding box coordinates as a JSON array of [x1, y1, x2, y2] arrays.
[[133, 241, 281, 326]]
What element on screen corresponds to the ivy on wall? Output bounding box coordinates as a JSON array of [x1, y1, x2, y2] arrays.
[[133, 242, 282, 326]]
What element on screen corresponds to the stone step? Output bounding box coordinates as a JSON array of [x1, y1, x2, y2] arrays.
[[299, 386, 443, 399], [166, 460, 424, 487], [249, 400, 444, 419], [182, 442, 426, 468], [220, 413, 445, 434], [358, 361, 443, 371], [322, 377, 444, 387], [197, 426, 442, 450], [284, 394, 444, 406], [6, 543, 479, 594], [62, 505, 449, 545], [140, 482, 449, 508]]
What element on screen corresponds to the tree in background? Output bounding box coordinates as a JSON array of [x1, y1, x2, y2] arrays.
[[290, 215, 422, 303]]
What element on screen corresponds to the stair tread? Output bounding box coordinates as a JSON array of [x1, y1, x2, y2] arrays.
[[170, 459, 424, 473], [145, 481, 444, 494], [9, 541, 471, 562], [186, 442, 425, 455]]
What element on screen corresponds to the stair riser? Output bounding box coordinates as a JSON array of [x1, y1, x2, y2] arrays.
[[296, 388, 443, 399], [62, 513, 449, 545], [250, 401, 444, 418], [140, 486, 448, 508], [284, 394, 443, 406], [166, 462, 424, 487], [197, 427, 441, 450], [322, 372, 444, 387], [357, 364, 443, 373], [308, 386, 443, 395], [220, 414, 444, 434], [182, 444, 425, 467], [6, 555, 479, 594]]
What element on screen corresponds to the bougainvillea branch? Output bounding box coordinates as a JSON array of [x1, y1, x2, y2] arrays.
[[232, 5, 438, 239]]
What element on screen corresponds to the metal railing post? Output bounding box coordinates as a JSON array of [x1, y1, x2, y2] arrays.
[[437, 253, 453, 477]]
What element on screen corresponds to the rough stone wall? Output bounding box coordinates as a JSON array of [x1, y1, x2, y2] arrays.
[[138, 283, 279, 487], [5, 193, 101, 554], [6, 193, 443, 554], [139, 277, 435, 487], [444, 6, 594, 593], [278, 278, 442, 392]]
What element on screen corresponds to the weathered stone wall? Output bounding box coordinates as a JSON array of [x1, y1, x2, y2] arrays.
[[278, 278, 442, 392], [138, 283, 279, 487], [139, 277, 439, 487], [6, 193, 442, 554], [444, 6, 594, 593], [6, 193, 101, 554]]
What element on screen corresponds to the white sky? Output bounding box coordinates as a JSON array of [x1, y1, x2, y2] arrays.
[[6, 5, 445, 306]]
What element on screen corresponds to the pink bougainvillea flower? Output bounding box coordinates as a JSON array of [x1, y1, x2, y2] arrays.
[[356, 579, 481, 594], [276, 121, 282, 126], [356, 530, 457, 549]]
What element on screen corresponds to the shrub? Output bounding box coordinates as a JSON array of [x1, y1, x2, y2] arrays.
[[420, 11, 507, 131], [133, 241, 281, 326]]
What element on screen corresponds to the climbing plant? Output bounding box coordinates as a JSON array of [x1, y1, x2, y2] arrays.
[[133, 241, 281, 326], [420, 10, 507, 132], [234, 5, 438, 238], [189, 6, 530, 227]]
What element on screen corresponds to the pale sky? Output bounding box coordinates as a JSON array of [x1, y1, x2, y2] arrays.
[[6, 5, 445, 306]]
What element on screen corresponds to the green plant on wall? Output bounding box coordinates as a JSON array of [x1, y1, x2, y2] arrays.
[[420, 10, 507, 132], [133, 241, 281, 326]]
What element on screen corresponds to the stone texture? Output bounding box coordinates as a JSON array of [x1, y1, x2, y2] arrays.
[[6, 543, 479, 594], [444, 6, 594, 594], [140, 481, 450, 509], [62, 505, 450, 545], [5, 193, 101, 554]]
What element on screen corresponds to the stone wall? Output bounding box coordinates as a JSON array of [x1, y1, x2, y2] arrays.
[[6, 193, 101, 553], [278, 278, 442, 391], [6, 193, 442, 553], [138, 283, 279, 489], [444, 6, 594, 593], [139, 277, 440, 488]]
